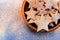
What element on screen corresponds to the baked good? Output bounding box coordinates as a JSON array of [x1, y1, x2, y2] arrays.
[[21, 0, 60, 32]]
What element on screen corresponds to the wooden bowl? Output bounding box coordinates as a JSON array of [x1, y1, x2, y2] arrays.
[[20, 0, 60, 32]]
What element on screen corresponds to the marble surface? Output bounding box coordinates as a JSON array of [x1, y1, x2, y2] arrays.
[[0, 0, 60, 40]]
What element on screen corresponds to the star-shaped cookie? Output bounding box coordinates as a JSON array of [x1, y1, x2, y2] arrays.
[[29, 15, 51, 32], [25, 8, 38, 20], [51, 11, 60, 24], [44, 0, 53, 9], [34, 0, 44, 11], [52, 0, 60, 9]]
